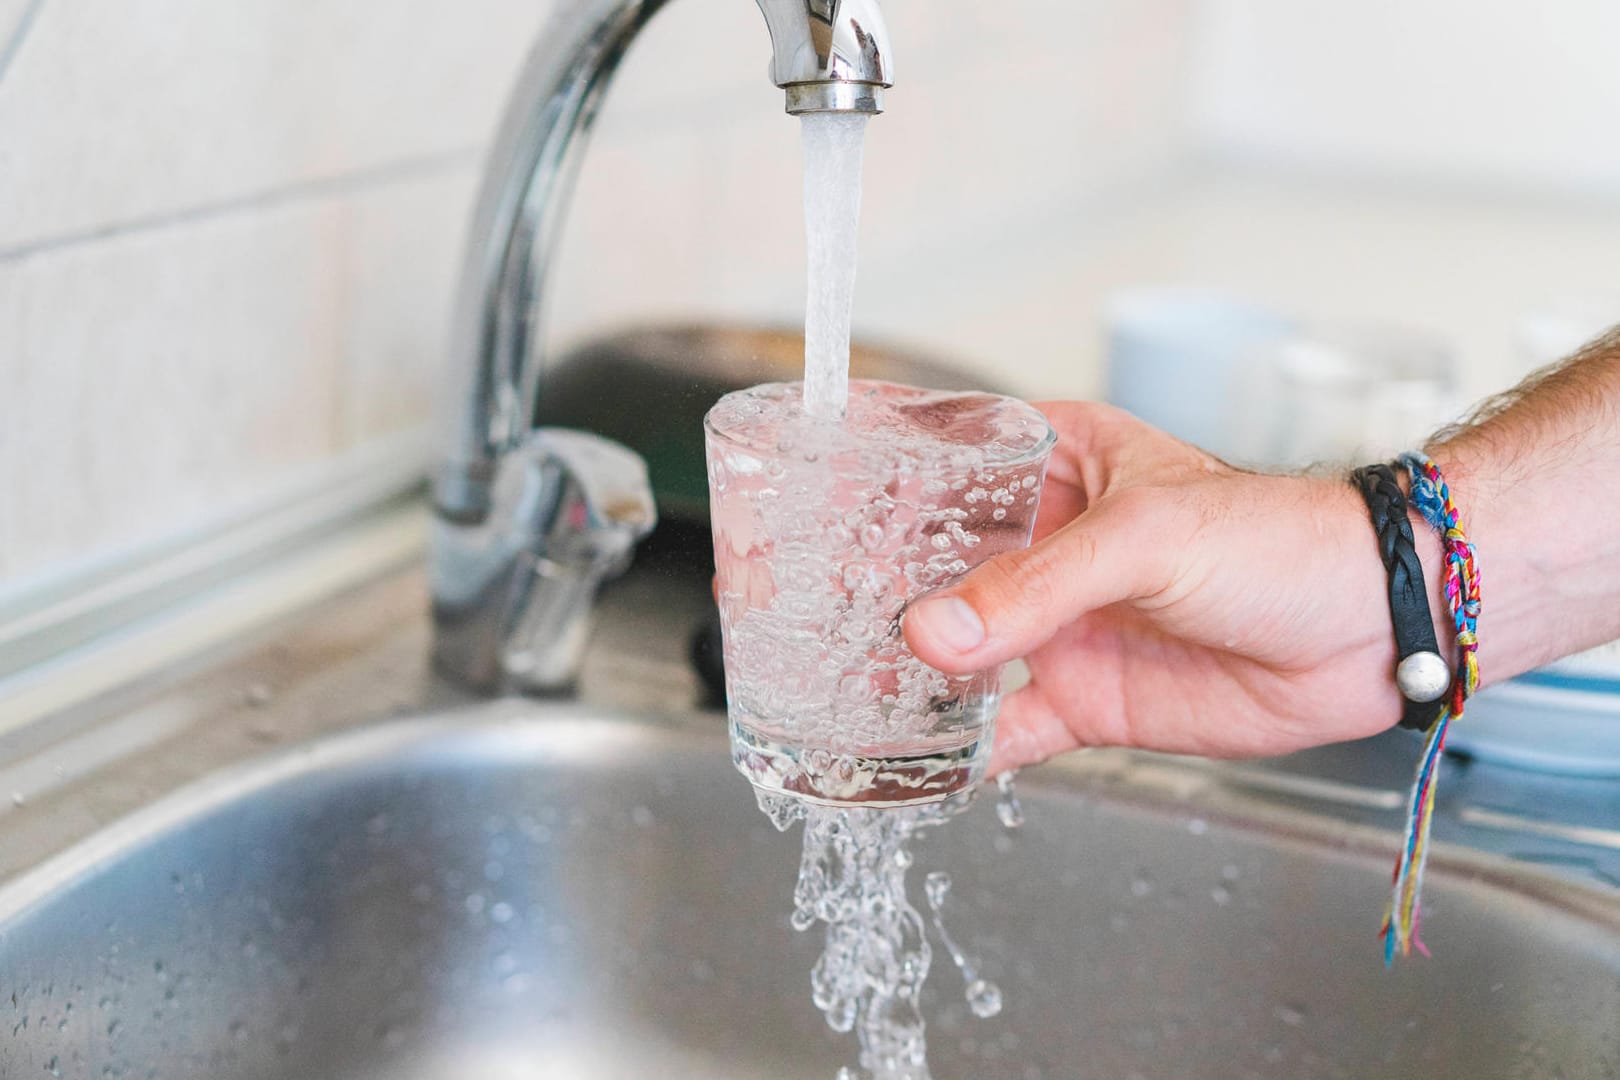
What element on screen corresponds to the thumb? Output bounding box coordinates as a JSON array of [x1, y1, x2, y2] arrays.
[[902, 497, 1165, 674]]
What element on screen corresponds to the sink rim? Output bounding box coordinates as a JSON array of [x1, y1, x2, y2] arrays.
[[4, 699, 1620, 946]]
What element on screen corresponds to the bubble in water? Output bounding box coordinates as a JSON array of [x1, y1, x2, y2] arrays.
[[924, 871, 952, 908]]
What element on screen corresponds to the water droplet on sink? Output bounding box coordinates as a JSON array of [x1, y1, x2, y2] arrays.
[[1273, 1002, 1307, 1026], [1186, 817, 1208, 836], [242, 683, 272, 707], [1129, 872, 1155, 899], [631, 805, 654, 828], [1211, 884, 1232, 906], [464, 893, 486, 915], [10, 792, 24, 807], [490, 901, 515, 925], [45, 1056, 60, 1077]]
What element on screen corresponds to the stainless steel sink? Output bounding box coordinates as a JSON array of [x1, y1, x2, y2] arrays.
[[4, 699, 1618, 1079]]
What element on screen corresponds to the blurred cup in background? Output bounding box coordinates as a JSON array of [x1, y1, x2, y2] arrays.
[[1105, 289, 1459, 469], [1235, 325, 1460, 468], [1104, 289, 1295, 460]]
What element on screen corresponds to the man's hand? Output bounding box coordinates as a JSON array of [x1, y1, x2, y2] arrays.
[[902, 402, 1424, 772]]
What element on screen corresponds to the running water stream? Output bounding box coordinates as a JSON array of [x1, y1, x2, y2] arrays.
[[755, 113, 1023, 1079], [800, 112, 868, 420]]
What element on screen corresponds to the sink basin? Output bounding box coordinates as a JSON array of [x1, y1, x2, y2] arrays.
[[3, 702, 1618, 1079]]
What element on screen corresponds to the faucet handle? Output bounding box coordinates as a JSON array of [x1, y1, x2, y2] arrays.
[[503, 429, 656, 692], [431, 429, 656, 694]]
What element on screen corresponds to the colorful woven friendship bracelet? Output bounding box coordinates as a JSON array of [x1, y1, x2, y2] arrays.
[[1381, 452, 1481, 964]]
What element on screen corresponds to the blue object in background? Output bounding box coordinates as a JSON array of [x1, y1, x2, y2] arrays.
[[1104, 288, 1295, 458]]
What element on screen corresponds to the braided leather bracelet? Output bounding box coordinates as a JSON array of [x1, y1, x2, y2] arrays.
[[1350, 464, 1449, 731]]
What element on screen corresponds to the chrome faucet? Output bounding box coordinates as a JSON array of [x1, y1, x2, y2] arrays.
[[431, 0, 895, 692]]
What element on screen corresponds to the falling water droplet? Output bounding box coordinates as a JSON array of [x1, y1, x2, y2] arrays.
[[966, 978, 1003, 1019], [995, 772, 1025, 830]]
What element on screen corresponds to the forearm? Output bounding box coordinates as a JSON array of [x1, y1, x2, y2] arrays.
[[1425, 328, 1620, 683]]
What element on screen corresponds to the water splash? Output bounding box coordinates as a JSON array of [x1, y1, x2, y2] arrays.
[[760, 790, 987, 1079], [922, 871, 1004, 1020]]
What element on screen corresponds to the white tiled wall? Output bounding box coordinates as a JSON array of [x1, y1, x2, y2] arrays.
[[0, 0, 1200, 588]]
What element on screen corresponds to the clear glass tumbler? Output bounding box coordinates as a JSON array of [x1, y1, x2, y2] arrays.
[[705, 379, 1056, 806]]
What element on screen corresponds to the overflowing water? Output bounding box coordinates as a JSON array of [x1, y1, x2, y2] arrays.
[[801, 112, 869, 420]]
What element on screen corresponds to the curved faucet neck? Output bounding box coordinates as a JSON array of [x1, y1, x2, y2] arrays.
[[435, 0, 892, 523], [437, 0, 664, 523]]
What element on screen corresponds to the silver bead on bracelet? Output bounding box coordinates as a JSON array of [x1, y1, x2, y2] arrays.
[[1395, 650, 1450, 703]]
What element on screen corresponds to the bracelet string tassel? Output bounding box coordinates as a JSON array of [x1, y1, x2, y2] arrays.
[[1383, 452, 1480, 963]]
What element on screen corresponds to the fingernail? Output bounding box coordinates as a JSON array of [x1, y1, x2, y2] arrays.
[[909, 596, 985, 654]]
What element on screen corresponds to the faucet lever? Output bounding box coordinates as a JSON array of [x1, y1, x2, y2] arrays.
[[432, 429, 656, 693]]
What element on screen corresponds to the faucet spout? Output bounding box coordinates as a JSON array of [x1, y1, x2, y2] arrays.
[[755, 0, 894, 114]]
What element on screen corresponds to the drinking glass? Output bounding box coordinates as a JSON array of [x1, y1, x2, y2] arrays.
[[705, 379, 1056, 806]]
